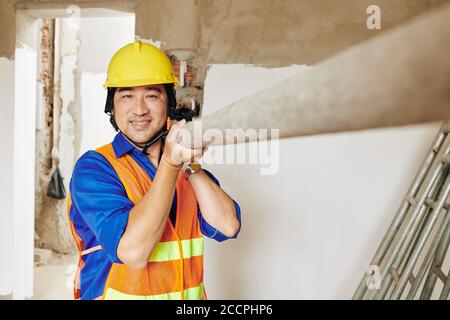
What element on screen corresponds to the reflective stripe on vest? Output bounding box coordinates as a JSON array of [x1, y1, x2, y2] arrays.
[[104, 283, 204, 300], [149, 237, 204, 262]]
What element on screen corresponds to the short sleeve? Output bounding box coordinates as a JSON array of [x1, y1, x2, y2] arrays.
[[70, 151, 133, 263], [197, 169, 242, 242]]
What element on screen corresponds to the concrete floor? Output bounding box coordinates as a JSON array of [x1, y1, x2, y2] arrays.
[[33, 252, 77, 300]]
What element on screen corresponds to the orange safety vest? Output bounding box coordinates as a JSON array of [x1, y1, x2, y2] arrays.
[[68, 143, 206, 300]]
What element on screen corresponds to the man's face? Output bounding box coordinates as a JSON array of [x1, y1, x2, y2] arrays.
[[113, 84, 168, 144]]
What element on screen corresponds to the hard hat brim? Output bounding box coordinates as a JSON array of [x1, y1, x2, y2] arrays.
[[103, 77, 179, 89]]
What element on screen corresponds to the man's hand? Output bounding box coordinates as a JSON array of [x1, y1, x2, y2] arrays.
[[163, 119, 204, 166]]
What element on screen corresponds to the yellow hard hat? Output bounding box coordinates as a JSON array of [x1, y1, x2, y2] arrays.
[[103, 40, 178, 89]]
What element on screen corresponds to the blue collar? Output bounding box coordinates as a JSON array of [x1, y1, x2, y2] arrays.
[[111, 132, 159, 179], [111, 132, 136, 158]]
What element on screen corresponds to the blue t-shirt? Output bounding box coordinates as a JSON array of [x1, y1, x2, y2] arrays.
[[69, 132, 242, 300]]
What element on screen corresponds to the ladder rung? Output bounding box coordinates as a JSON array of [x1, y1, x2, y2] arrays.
[[432, 266, 448, 283], [409, 197, 436, 209], [425, 198, 436, 208], [407, 196, 418, 207], [442, 154, 450, 164], [390, 267, 400, 285], [408, 273, 416, 285], [426, 200, 450, 210]]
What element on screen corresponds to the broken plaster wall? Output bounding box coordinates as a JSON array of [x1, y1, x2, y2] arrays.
[[34, 19, 54, 249], [35, 18, 80, 254]]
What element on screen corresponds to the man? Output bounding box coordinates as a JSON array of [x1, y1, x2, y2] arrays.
[[68, 40, 241, 300]]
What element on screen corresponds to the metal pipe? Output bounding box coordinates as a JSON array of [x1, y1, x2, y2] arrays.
[[380, 205, 431, 299], [407, 205, 450, 299], [384, 170, 447, 299], [439, 268, 450, 299], [410, 207, 450, 299], [420, 203, 450, 298], [374, 145, 450, 299], [181, 5, 450, 148], [391, 176, 450, 299], [400, 170, 448, 299], [378, 172, 448, 299], [353, 126, 448, 299]]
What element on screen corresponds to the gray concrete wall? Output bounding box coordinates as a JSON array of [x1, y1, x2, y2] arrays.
[[2, 0, 449, 63], [197, 0, 450, 66], [0, 1, 16, 59], [135, 0, 199, 50]]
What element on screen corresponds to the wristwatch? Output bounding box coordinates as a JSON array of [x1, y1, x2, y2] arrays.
[[183, 163, 202, 179]]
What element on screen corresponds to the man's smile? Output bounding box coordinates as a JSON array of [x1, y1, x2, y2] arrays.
[[130, 119, 151, 130]]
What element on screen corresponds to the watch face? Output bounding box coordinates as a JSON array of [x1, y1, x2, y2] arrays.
[[190, 163, 201, 171]]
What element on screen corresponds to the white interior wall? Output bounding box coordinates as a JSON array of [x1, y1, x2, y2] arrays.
[[0, 57, 15, 296], [79, 16, 135, 74], [78, 16, 135, 156], [13, 13, 40, 300], [201, 64, 441, 299]]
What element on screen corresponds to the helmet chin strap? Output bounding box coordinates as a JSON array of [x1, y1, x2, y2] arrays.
[[141, 128, 169, 155], [120, 118, 172, 156]]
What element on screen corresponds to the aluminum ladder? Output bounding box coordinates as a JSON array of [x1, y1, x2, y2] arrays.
[[353, 121, 450, 300]]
